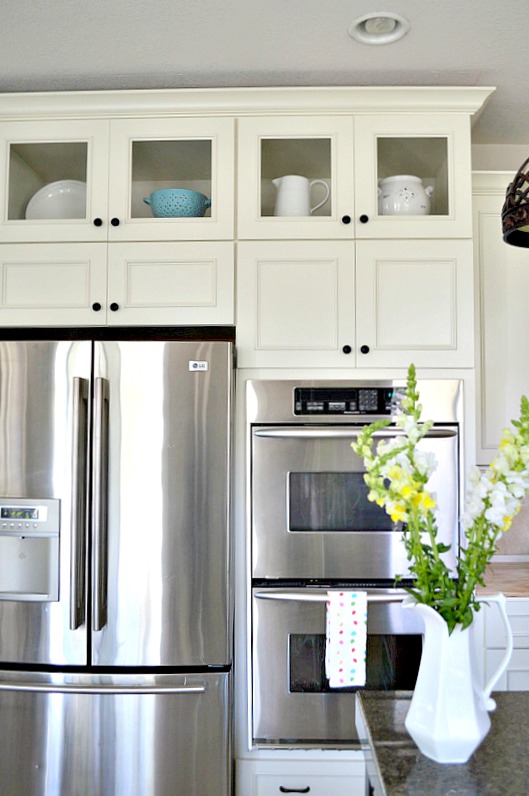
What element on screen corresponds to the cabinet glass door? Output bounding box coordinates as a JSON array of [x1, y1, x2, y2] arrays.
[[0, 120, 109, 242], [108, 117, 234, 241], [237, 117, 354, 239], [354, 114, 472, 238]]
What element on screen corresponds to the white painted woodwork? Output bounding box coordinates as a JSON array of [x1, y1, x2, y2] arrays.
[[354, 113, 473, 239], [0, 241, 234, 325], [355, 239, 474, 368], [472, 171, 529, 464], [0, 243, 107, 324], [237, 239, 473, 368], [482, 598, 529, 691], [235, 759, 366, 796], [0, 116, 234, 243], [107, 242, 234, 325], [237, 115, 354, 239], [236, 241, 355, 367], [0, 119, 109, 242]]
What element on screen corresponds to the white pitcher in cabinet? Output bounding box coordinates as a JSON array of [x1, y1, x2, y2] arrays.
[[272, 175, 330, 216]]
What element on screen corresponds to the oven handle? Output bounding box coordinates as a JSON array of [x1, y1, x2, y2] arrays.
[[253, 589, 406, 603], [253, 427, 458, 439]]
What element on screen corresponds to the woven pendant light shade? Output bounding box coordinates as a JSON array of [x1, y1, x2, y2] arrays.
[[502, 157, 529, 247]]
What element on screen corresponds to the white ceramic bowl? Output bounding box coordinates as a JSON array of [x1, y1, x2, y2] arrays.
[[25, 180, 87, 220]]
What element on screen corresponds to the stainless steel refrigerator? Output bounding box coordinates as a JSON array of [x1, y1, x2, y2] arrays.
[[0, 328, 233, 796]]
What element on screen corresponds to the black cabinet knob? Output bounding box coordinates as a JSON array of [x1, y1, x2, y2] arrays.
[[279, 788, 310, 794], [360, 344, 370, 354], [92, 302, 102, 312], [341, 215, 352, 225], [342, 345, 352, 354], [109, 302, 119, 312], [359, 214, 369, 224], [110, 217, 120, 227], [93, 218, 103, 227]]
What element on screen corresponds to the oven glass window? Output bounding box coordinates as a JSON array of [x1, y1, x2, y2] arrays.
[[289, 633, 421, 692], [289, 472, 396, 532]]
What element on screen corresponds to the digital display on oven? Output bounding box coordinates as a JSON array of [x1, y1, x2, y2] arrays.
[[294, 387, 404, 415]]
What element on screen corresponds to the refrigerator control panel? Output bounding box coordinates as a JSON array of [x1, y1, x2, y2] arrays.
[[0, 498, 59, 536]]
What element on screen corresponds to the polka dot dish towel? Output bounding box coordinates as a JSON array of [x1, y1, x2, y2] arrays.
[[325, 590, 367, 688]]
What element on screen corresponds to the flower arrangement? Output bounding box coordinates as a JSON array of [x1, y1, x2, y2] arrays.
[[352, 364, 529, 633]]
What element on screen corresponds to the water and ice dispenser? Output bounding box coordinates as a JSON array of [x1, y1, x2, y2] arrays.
[[0, 498, 60, 601]]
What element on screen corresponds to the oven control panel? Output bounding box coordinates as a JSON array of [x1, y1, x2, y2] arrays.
[[293, 387, 405, 416]]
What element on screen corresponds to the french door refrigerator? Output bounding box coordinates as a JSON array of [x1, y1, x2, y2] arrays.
[[0, 328, 233, 796]]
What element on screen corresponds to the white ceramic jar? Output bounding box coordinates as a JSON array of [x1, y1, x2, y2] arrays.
[[377, 175, 433, 215]]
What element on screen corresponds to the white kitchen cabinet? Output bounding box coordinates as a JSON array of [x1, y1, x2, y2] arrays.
[[236, 239, 473, 368], [0, 242, 234, 325], [0, 116, 234, 242], [355, 239, 474, 368], [480, 598, 529, 691], [236, 759, 366, 796], [472, 171, 529, 464], [354, 113, 473, 239], [237, 116, 354, 240], [237, 111, 473, 241]]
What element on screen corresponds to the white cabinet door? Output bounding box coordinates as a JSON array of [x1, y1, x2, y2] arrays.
[[473, 172, 529, 464], [354, 114, 472, 239], [0, 116, 235, 244], [482, 597, 529, 692], [0, 119, 110, 243], [355, 239, 474, 368], [107, 242, 234, 325], [237, 116, 354, 239], [0, 243, 108, 325], [236, 241, 355, 367], [108, 116, 235, 241]]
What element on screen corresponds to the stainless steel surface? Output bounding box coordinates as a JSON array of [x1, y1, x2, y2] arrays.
[[0, 338, 232, 667], [0, 335, 233, 795], [0, 671, 230, 796], [91, 376, 109, 633], [251, 423, 459, 580], [247, 378, 464, 425], [252, 587, 422, 746], [70, 377, 88, 630], [253, 589, 406, 603], [92, 340, 232, 667]]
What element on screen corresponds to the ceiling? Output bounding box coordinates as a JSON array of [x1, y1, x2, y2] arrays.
[[1, 0, 528, 147]]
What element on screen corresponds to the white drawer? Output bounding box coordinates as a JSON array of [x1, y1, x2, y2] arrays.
[[236, 759, 366, 796], [256, 774, 362, 796]]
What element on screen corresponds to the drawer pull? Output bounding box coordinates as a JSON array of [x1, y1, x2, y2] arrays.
[[279, 788, 310, 794]]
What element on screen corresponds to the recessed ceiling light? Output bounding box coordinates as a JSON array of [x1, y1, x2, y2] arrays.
[[348, 12, 410, 45]]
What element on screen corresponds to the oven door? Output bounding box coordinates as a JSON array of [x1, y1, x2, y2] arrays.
[[251, 425, 459, 580], [252, 588, 423, 746]]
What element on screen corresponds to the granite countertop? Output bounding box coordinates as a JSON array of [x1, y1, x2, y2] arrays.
[[356, 691, 529, 796], [477, 562, 529, 597]]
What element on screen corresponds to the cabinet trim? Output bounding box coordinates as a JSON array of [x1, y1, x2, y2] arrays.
[[0, 87, 495, 121]]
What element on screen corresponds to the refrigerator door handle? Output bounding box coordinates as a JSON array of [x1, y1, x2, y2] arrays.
[[0, 682, 206, 695], [70, 377, 89, 630], [92, 377, 110, 632]]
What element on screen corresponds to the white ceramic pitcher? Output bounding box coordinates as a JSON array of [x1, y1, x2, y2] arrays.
[[403, 593, 513, 764], [272, 175, 330, 217]]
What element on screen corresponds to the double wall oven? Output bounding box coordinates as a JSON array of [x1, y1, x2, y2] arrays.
[[247, 378, 464, 746]]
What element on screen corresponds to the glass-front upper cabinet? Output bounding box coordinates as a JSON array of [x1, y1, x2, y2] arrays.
[[237, 116, 355, 239], [0, 117, 234, 242], [353, 114, 472, 239], [0, 119, 110, 242], [108, 117, 234, 241]]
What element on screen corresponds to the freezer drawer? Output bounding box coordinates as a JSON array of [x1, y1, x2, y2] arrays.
[[0, 670, 231, 796]]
